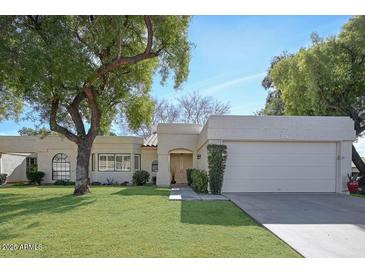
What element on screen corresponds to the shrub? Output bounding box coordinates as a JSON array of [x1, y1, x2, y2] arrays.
[[186, 168, 197, 186], [207, 144, 227, 194], [26, 171, 45, 185], [54, 180, 75, 186], [191, 169, 208, 193], [0, 173, 7, 185], [133, 170, 150, 186], [91, 181, 102, 186]]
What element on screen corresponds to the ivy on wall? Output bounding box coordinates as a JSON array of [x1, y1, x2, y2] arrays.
[[207, 144, 227, 194]]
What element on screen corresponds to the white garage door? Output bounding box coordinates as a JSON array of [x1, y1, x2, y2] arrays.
[[222, 142, 337, 192]]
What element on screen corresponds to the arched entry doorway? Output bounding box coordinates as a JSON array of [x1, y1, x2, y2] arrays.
[[169, 148, 193, 185]]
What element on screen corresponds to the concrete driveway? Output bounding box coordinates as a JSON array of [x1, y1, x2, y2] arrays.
[[224, 193, 365, 258]]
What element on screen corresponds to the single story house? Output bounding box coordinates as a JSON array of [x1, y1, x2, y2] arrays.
[[0, 115, 355, 193]]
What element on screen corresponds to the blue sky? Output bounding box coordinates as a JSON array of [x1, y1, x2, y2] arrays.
[[2, 16, 364, 153]]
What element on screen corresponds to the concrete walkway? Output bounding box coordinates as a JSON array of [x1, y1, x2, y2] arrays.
[[169, 185, 228, 201], [225, 192, 365, 258]]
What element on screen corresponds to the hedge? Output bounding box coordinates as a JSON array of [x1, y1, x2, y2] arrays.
[[207, 144, 227, 194], [133, 170, 150, 185], [186, 168, 198, 186], [26, 171, 45, 185], [0, 173, 7, 185], [191, 169, 208, 193]]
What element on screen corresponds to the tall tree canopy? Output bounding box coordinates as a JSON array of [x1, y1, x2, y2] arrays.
[[263, 16, 365, 179], [0, 15, 191, 195]]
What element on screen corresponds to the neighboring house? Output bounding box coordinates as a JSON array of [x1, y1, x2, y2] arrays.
[[0, 115, 355, 193], [352, 157, 365, 177]]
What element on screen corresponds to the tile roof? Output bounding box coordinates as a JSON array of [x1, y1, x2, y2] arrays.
[[143, 132, 158, 147]]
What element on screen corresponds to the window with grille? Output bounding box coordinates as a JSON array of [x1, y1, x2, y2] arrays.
[[115, 154, 131, 172], [98, 154, 115, 171], [26, 157, 38, 173], [52, 153, 71, 180], [151, 160, 158, 172]]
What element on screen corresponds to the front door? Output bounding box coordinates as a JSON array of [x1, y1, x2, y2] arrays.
[[170, 153, 193, 184]]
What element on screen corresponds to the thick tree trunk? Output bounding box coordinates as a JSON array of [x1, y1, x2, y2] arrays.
[[74, 140, 92, 196], [352, 144, 365, 187]]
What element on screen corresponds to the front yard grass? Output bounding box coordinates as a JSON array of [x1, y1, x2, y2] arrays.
[[0, 186, 300, 257], [351, 193, 365, 198]]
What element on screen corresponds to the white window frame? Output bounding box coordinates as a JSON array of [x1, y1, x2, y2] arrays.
[[115, 154, 131, 172], [134, 154, 141, 171], [26, 157, 38, 173], [98, 154, 115, 171]]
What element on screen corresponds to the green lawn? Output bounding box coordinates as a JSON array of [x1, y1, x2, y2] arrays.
[[0, 186, 300, 258], [352, 193, 365, 198]]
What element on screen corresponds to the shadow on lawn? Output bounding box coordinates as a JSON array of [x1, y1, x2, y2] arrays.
[[180, 200, 258, 227], [0, 192, 95, 225], [111, 186, 170, 197]]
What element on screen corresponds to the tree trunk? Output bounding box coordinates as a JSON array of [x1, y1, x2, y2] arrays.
[[74, 140, 92, 196], [352, 144, 365, 187]]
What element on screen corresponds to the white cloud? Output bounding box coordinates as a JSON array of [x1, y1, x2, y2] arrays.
[[199, 72, 265, 96]]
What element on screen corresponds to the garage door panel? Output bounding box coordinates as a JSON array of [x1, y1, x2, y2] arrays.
[[224, 166, 336, 180], [223, 141, 337, 192], [227, 142, 336, 155], [227, 154, 336, 167], [222, 179, 335, 192]]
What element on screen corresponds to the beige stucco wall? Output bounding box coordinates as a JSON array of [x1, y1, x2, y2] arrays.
[[141, 147, 158, 182], [156, 124, 201, 186], [0, 136, 145, 184], [205, 115, 355, 142]]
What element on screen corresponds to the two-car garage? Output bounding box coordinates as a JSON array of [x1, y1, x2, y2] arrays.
[[202, 115, 355, 194], [222, 141, 338, 192]]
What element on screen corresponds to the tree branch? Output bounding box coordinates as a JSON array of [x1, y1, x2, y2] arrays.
[[49, 96, 79, 143], [67, 92, 86, 136], [88, 16, 162, 84], [83, 86, 101, 140]]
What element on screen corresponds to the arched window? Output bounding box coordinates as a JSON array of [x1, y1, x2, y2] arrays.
[[151, 160, 158, 172], [52, 153, 71, 180]]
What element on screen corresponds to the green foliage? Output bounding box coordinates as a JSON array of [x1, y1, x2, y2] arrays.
[[207, 144, 227, 194], [0, 174, 7, 184], [260, 52, 292, 115], [0, 15, 191, 137], [132, 170, 150, 186], [0, 87, 23, 121], [186, 168, 197, 186], [54, 180, 75, 186], [26, 171, 45, 185], [191, 169, 208, 193], [18, 127, 54, 136], [268, 16, 365, 127]]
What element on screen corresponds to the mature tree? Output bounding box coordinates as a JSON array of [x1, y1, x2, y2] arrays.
[[128, 91, 230, 138], [258, 52, 292, 115], [0, 15, 191, 195], [267, 16, 365, 181], [18, 127, 53, 136]]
